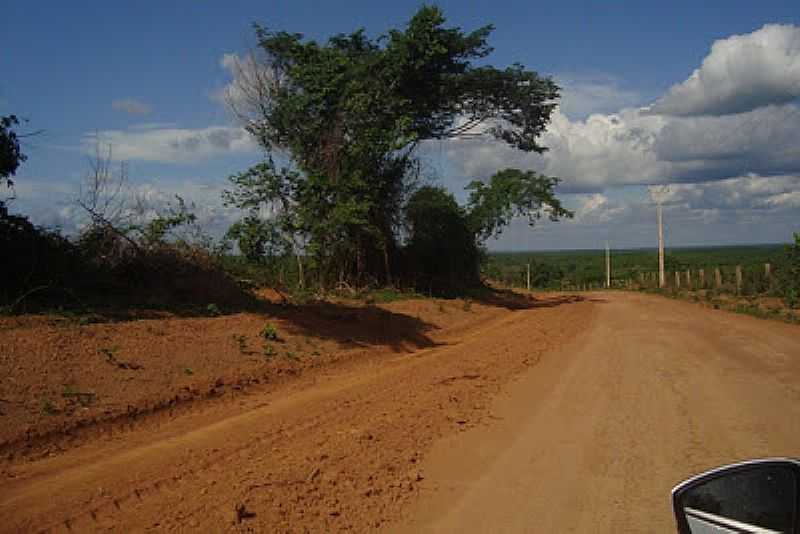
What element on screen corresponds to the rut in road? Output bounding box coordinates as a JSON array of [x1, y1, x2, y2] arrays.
[[398, 292, 800, 533], [0, 294, 590, 532]]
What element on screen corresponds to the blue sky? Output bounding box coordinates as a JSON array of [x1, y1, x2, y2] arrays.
[[2, 1, 799, 250]]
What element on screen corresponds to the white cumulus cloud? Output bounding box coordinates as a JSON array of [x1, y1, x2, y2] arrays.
[[649, 23, 800, 117]]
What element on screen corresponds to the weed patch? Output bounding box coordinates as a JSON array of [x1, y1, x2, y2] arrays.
[[261, 322, 280, 341]]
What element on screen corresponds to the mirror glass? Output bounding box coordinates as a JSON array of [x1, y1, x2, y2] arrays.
[[680, 464, 797, 533]]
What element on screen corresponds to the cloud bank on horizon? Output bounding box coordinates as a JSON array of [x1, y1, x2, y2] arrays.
[[438, 23, 800, 248]]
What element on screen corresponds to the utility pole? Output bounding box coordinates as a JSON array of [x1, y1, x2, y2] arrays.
[[526, 263, 531, 291], [657, 201, 665, 288], [605, 241, 611, 289]]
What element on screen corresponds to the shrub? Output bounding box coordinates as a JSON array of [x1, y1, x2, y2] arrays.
[[261, 323, 279, 341], [776, 233, 800, 308], [403, 186, 482, 295]]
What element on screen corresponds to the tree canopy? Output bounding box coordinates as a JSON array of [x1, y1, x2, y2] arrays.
[[1, 115, 26, 189], [224, 5, 571, 290]]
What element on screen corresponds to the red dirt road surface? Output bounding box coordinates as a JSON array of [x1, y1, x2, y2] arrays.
[[2, 292, 799, 532]]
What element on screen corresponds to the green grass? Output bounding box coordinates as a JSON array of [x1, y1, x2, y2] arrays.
[[361, 287, 425, 303]]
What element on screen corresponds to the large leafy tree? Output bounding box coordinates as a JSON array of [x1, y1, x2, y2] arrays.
[[225, 6, 570, 288]]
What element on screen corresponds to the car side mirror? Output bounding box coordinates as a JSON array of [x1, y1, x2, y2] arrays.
[[672, 458, 800, 534]]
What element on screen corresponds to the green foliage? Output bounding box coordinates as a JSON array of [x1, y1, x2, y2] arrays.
[[260, 322, 279, 341], [467, 169, 573, 241], [404, 186, 482, 293], [776, 233, 800, 308], [225, 6, 563, 289], [262, 344, 277, 358], [206, 303, 221, 316], [225, 213, 290, 263], [0, 114, 26, 186]]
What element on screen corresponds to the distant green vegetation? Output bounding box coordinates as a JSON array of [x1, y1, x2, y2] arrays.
[[484, 244, 787, 291]]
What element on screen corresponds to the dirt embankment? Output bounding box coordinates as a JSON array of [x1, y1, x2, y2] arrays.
[[0, 292, 518, 458], [0, 291, 590, 532]]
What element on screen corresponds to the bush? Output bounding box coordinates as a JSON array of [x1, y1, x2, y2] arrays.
[[403, 186, 482, 295], [0, 205, 89, 310], [776, 233, 800, 308], [0, 204, 250, 313]]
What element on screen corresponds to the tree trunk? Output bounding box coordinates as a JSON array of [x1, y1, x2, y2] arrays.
[[296, 253, 304, 289], [383, 240, 392, 287]]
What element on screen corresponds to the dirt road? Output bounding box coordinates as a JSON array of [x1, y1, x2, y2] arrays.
[[2, 292, 799, 532], [398, 292, 800, 532]]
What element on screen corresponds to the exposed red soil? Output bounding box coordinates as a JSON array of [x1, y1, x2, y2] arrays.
[[0, 290, 590, 532], [0, 293, 513, 458]]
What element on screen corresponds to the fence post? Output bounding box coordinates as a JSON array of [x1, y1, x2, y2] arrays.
[[686, 269, 692, 289], [699, 269, 705, 288], [675, 271, 681, 288], [715, 268, 722, 289], [735, 265, 743, 295], [765, 263, 771, 279]]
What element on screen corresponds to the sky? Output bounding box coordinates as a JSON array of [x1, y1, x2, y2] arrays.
[[2, 1, 799, 251]]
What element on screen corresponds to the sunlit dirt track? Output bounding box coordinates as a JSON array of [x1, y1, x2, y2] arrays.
[[2, 292, 799, 532], [397, 292, 800, 532]]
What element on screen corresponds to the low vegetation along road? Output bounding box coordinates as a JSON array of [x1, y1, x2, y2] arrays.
[[2, 292, 799, 532]]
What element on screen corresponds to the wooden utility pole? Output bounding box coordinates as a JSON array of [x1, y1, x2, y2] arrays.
[[605, 241, 611, 289], [526, 263, 531, 291], [656, 203, 664, 288]]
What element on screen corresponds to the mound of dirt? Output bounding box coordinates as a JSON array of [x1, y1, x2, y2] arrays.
[[0, 293, 514, 458]]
